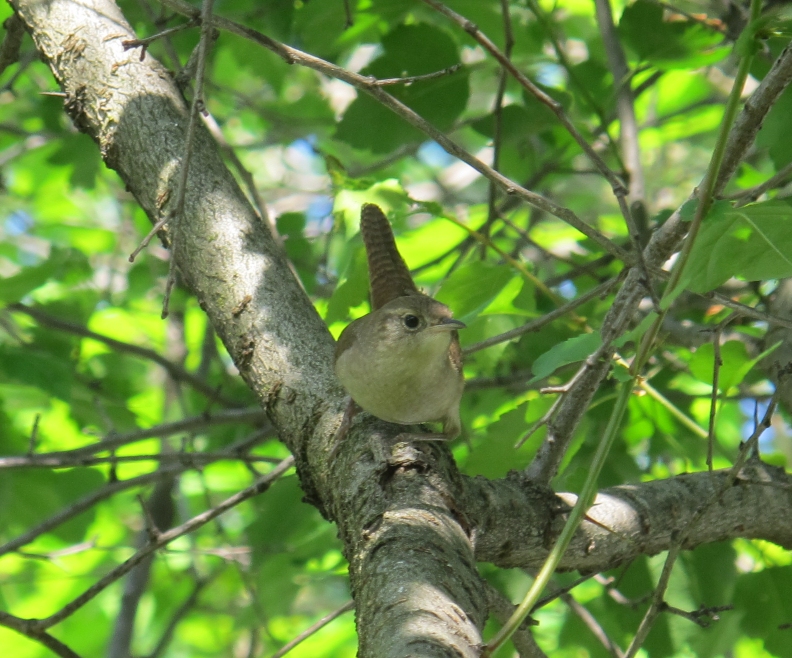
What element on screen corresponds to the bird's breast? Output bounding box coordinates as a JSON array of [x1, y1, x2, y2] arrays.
[[334, 332, 462, 425]]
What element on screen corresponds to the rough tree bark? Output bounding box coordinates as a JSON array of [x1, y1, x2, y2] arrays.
[[8, 0, 792, 656]]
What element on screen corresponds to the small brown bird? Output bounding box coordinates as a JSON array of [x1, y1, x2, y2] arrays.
[[334, 204, 465, 441]]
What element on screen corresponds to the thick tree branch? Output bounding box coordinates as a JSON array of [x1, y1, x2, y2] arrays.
[[10, 2, 487, 655], [716, 41, 792, 192], [468, 463, 792, 573]]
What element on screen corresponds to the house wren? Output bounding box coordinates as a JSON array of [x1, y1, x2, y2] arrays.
[[334, 203, 465, 441]]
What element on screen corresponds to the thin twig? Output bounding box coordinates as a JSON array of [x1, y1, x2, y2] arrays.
[[269, 600, 355, 658], [342, 0, 353, 29], [0, 612, 82, 658], [707, 325, 723, 470], [438, 210, 558, 300], [562, 593, 625, 658], [515, 372, 577, 449], [26, 413, 41, 455], [706, 291, 792, 330], [594, 0, 644, 203], [32, 457, 294, 630], [161, 0, 216, 319], [0, 408, 267, 463], [624, 387, 780, 658], [526, 0, 622, 167], [0, 450, 282, 469], [129, 214, 169, 262], [420, 0, 627, 197], [464, 277, 620, 355], [121, 17, 199, 60], [663, 603, 732, 627], [480, 0, 513, 252], [616, 195, 658, 310], [9, 303, 241, 407], [144, 574, 216, 658], [483, 582, 547, 658], [0, 429, 271, 556], [372, 63, 462, 86], [155, 0, 633, 264], [623, 541, 681, 658], [0, 469, 177, 557], [727, 159, 792, 204], [201, 111, 273, 232]]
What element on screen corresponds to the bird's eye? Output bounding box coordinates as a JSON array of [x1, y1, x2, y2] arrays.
[[403, 314, 420, 329]]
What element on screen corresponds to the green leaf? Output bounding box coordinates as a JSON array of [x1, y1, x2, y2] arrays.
[[465, 402, 533, 478], [757, 85, 792, 169], [0, 469, 105, 542], [435, 261, 514, 323], [334, 179, 410, 238], [37, 225, 117, 253], [0, 344, 75, 400], [734, 567, 792, 656], [619, 0, 727, 69], [568, 59, 612, 115], [680, 199, 792, 293], [689, 339, 780, 392], [531, 331, 602, 382], [325, 245, 369, 325], [336, 23, 468, 152], [481, 277, 535, 317], [0, 248, 91, 303], [472, 104, 548, 140], [47, 133, 100, 189]]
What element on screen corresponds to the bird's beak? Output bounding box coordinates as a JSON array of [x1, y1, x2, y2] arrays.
[[429, 317, 466, 332]]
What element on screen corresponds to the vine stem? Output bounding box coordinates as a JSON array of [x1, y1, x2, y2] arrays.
[[483, 381, 632, 656], [632, 0, 762, 375]]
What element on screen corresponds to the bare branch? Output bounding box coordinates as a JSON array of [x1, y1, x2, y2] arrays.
[[161, 0, 216, 318], [155, 0, 633, 265], [24, 457, 293, 630], [9, 303, 242, 407], [0, 407, 267, 466], [1, 450, 281, 469], [469, 458, 792, 573], [716, 41, 792, 193], [372, 63, 462, 86], [270, 601, 355, 658], [594, 0, 644, 203], [0, 429, 271, 556], [421, 0, 627, 196], [144, 573, 216, 658], [624, 391, 779, 657], [562, 593, 624, 658], [0, 612, 83, 658], [483, 582, 546, 658], [464, 278, 621, 355]]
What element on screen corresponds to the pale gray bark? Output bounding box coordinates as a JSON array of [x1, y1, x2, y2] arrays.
[[469, 463, 792, 572]]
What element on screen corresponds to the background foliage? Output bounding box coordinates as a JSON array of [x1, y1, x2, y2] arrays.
[[1, 0, 792, 656]]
